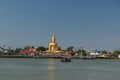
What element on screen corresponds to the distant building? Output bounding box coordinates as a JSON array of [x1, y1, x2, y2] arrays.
[[89, 51, 99, 56], [20, 46, 36, 55]]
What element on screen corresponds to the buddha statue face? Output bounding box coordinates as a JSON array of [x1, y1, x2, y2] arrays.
[[52, 35, 55, 43]]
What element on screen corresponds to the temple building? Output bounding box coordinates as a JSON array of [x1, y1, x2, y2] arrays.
[[46, 35, 62, 53]]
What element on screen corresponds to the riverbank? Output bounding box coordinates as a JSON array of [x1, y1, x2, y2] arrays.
[[0, 55, 118, 59], [0, 55, 82, 59]]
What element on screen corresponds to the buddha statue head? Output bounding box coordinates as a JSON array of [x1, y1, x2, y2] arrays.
[[51, 35, 55, 43]]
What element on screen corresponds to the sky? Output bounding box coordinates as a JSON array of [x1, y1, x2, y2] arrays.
[[0, 0, 120, 52]]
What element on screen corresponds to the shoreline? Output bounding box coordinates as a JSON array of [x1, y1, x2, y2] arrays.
[[0, 55, 119, 59], [0, 55, 80, 59]]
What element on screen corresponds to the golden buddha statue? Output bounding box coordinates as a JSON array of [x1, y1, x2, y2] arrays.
[[47, 35, 61, 53]]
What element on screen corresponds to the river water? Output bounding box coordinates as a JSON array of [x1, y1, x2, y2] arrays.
[[0, 58, 120, 80]]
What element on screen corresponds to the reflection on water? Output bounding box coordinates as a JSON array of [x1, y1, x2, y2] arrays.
[[48, 59, 56, 80]]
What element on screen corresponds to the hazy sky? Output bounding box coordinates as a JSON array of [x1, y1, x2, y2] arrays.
[[0, 0, 120, 51]]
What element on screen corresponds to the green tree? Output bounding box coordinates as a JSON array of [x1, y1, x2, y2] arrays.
[[112, 50, 120, 58], [24, 46, 29, 50], [36, 46, 46, 51], [14, 48, 21, 54], [113, 50, 120, 55], [102, 50, 108, 54], [66, 46, 74, 52], [76, 49, 87, 56]]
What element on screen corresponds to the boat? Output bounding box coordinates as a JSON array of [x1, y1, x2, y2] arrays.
[[60, 58, 71, 62]]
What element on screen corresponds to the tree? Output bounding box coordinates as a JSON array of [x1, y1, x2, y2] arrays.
[[14, 48, 22, 54], [24, 46, 29, 50], [76, 49, 87, 56], [36, 46, 46, 51], [58, 46, 61, 50], [113, 50, 120, 55], [66, 46, 74, 52], [112, 50, 120, 58], [102, 50, 108, 54], [6, 49, 15, 55]]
